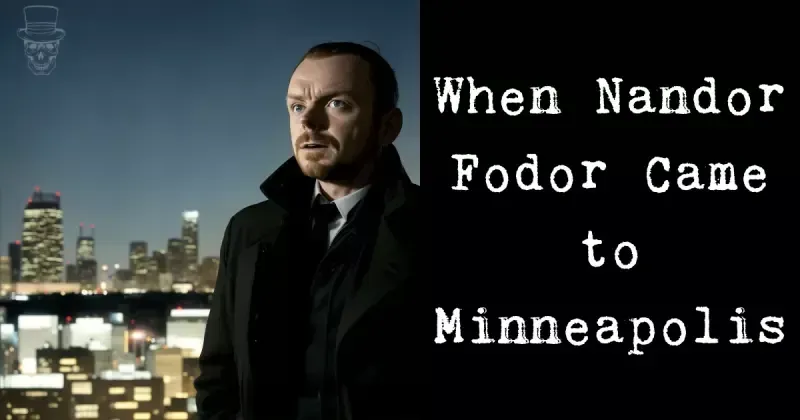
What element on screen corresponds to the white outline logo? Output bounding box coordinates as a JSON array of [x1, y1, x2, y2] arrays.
[[17, 5, 66, 76]]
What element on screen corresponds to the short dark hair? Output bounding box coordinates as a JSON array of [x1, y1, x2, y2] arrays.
[[299, 42, 399, 118]]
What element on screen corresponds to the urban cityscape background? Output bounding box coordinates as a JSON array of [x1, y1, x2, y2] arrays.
[[0, 0, 419, 418]]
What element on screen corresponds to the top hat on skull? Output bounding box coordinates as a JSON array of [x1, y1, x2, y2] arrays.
[[17, 5, 66, 75]]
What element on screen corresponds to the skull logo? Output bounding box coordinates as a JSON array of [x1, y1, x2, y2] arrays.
[[17, 5, 66, 76]]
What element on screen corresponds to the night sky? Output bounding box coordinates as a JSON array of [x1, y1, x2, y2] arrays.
[[0, 0, 420, 270]]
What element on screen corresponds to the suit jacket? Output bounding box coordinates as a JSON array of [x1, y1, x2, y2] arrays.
[[194, 145, 429, 420]]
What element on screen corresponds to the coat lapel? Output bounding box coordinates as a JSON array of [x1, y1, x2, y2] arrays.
[[336, 212, 413, 348]]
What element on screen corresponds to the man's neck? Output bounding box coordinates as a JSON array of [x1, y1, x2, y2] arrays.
[[318, 161, 376, 201]]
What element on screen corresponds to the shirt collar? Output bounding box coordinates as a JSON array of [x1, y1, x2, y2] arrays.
[[312, 181, 372, 221]]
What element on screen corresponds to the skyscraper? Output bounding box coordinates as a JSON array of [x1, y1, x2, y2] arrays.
[[199, 256, 220, 292], [8, 241, 21, 282], [181, 211, 199, 284], [76, 224, 98, 291], [128, 241, 148, 289], [21, 188, 64, 282], [65, 263, 78, 282], [76, 224, 95, 261], [0, 256, 10, 293], [152, 250, 169, 291], [167, 238, 185, 283]]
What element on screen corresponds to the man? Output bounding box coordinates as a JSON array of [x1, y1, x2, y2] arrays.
[[194, 42, 426, 420]]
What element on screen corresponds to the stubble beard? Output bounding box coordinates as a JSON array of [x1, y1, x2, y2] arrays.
[[297, 129, 381, 184]]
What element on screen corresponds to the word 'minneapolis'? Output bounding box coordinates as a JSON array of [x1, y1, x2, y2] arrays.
[[435, 306, 785, 356], [433, 77, 784, 116]]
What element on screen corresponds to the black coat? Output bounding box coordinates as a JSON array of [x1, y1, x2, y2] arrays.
[[194, 146, 428, 420]]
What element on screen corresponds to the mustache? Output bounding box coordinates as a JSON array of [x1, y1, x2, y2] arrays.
[[296, 132, 339, 148]]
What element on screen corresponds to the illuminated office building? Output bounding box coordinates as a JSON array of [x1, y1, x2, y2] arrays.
[[129, 241, 149, 289], [77, 259, 98, 291], [152, 250, 171, 291], [115, 268, 134, 290], [146, 253, 160, 291], [72, 370, 166, 420], [182, 357, 200, 398], [8, 241, 22, 282], [0, 374, 68, 419], [152, 251, 167, 273], [166, 309, 208, 358], [62, 317, 113, 350], [65, 262, 78, 281], [198, 256, 220, 292], [0, 256, 10, 294], [76, 224, 96, 261], [13, 281, 80, 295], [167, 238, 185, 283], [17, 315, 59, 374], [36, 347, 94, 377], [147, 347, 183, 399], [181, 211, 199, 284], [21, 188, 64, 282], [166, 395, 197, 419], [75, 224, 99, 291], [93, 349, 114, 373]]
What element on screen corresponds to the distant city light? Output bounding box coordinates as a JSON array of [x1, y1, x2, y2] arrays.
[[170, 308, 210, 318], [182, 210, 199, 221], [0, 373, 64, 389], [75, 317, 103, 325], [131, 330, 146, 340], [109, 312, 124, 324]]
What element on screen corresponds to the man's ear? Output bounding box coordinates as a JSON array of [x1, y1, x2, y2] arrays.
[[379, 108, 403, 146]]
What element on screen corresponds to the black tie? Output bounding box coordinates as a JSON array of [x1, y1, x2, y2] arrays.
[[308, 198, 340, 269]]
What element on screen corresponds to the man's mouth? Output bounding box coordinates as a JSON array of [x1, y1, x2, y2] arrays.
[[302, 143, 328, 149]]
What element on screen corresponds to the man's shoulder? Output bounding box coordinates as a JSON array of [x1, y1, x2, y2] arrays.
[[229, 200, 282, 225], [224, 200, 285, 245]]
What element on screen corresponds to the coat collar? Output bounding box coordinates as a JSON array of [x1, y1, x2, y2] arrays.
[[259, 144, 415, 219]]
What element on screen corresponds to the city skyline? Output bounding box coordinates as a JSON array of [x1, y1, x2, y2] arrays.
[[0, 0, 421, 267], [5, 185, 213, 271]]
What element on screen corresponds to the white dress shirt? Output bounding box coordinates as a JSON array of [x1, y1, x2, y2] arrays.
[[312, 181, 371, 247]]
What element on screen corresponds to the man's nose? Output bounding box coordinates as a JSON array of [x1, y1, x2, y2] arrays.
[[300, 106, 328, 131]]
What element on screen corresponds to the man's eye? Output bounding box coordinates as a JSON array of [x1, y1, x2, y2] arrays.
[[328, 100, 347, 109], [291, 104, 305, 113]]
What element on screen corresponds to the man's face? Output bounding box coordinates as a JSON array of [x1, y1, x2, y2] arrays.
[[287, 54, 377, 181]]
